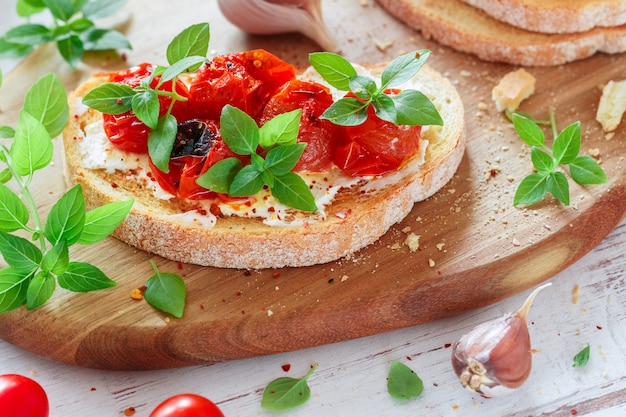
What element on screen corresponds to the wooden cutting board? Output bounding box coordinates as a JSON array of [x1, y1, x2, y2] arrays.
[[1, 0, 625, 370]]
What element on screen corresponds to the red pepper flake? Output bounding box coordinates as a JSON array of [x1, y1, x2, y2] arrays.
[[90, 387, 97, 391], [116, 98, 123, 105], [196, 209, 208, 216], [571, 409, 578, 415], [281, 363, 291, 372], [596, 325, 603, 330], [123, 407, 135, 416], [200, 304, 205, 310], [273, 271, 281, 279], [130, 286, 146, 300], [490, 168, 498, 177], [177, 262, 184, 270], [444, 343, 452, 348], [406, 356, 412, 361], [236, 291, 242, 296], [111, 182, 119, 189]]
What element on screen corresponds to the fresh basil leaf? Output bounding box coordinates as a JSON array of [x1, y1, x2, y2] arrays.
[[159, 55, 208, 84], [530, 147, 555, 175], [144, 261, 186, 318], [51, 24, 71, 40], [10, 110, 53, 176], [265, 143, 306, 176], [553, 121, 580, 165], [0, 126, 15, 138], [271, 172, 317, 212], [309, 52, 357, 91], [573, 344, 590, 367], [78, 198, 133, 245], [262, 365, 317, 411], [321, 97, 369, 126], [0, 38, 34, 59], [16, 0, 46, 17], [82, 0, 127, 19], [132, 89, 159, 130], [44, 184, 86, 246], [230, 165, 264, 197], [262, 170, 275, 188], [259, 109, 301, 149], [0, 230, 42, 274], [57, 261, 116, 292], [68, 17, 95, 33], [349, 75, 376, 101], [196, 157, 242, 194], [569, 155, 608, 185], [166, 22, 210, 66], [23, 72, 69, 137], [0, 268, 30, 313], [0, 169, 12, 184], [0, 183, 29, 232], [147, 114, 178, 173], [546, 171, 569, 205], [512, 113, 545, 147], [26, 270, 55, 310], [4, 23, 51, 45], [514, 173, 548, 206], [41, 240, 69, 275], [372, 94, 398, 125], [392, 89, 443, 126], [56, 34, 84, 67], [381, 49, 430, 89], [80, 28, 131, 51], [220, 105, 260, 155], [42, 0, 75, 21], [387, 360, 424, 400], [82, 82, 135, 114]]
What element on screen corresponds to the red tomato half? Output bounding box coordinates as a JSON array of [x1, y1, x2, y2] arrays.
[[103, 63, 190, 153], [260, 79, 339, 172], [149, 393, 225, 417], [0, 374, 49, 417]]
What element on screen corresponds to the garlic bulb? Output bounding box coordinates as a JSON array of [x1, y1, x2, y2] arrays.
[[217, 0, 337, 52], [451, 282, 551, 398]]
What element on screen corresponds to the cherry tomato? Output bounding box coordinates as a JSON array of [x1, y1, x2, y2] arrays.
[[149, 393, 224, 417], [260, 79, 339, 172], [103, 63, 190, 153], [333, 94, 422, 177], [0, 374, 49, 417], [188, 49, 295, 121]]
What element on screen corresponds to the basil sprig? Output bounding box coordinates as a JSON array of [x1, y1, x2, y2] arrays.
[[0, 0, 131, 68], [196, 105, 317, 212], [309, 50, 443, 127], [0, 72, 133, 313], [82, 22, 211, 173]]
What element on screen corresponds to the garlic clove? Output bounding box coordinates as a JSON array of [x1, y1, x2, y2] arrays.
[[451, 282, 551, 398], [217, 0, 338, 52]]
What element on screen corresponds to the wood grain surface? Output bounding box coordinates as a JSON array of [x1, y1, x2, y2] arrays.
[[0, 0, 625, 370]]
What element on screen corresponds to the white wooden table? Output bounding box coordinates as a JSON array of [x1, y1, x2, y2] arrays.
[[1, 2, 626, 416]]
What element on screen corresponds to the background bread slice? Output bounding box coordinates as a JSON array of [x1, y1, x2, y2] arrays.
[[461, 0, 626, 34], [63, 65, 465, 269], [377, 0, 626, 66]]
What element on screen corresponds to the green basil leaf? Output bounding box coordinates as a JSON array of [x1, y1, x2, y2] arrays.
[[23, 72, 69, 137], [69, 17, 95, 33], [261, 365, 317, 411], [132, 89, 159, 130], [381, 49, 430, 89], [159, 55, 208, 84], [41, 240, 69, 275], [387, 360, 424, 400], [4, 24, 51, 45], [349, 75, 377, 101], [553, 121, 580, 165], [259, 109, 301, 149], [530, 147, 555, 175], [546, 171, 570, 205], [44, 184, 86, 246], [392, 90, 443, 126], [573, 344, 590, 367], [0, 126, 15, 138], [372, 94, 398, 125], [42, 0, 75, 21], [266, 143, 306, 176], [57, 261, 116, 292], [271, 172, 317, 212], [51, 24, 71, 40], [0, 183, 29, 232], [569, 155, 608, 185], [512, 113, 545, 147], [26, 270, 55, 310], [514, 173, 548, 206], [0, 230, 42, 274], [0, 169, 12, 184], [56, 34, 84, 67], [0, 268, 30, 313], [82, 0, 127, 19], [78, 198, 133, 245], [0, 38, 34, 59], [321, 97, 369, 126], [230, 165, 264, 197], [82, 82, 135, 114], [10, 110, 53, 176], [16, 0, 46, 17], [148, 114, 178, 173], [166, 22, 210, 66], [220, 105, 260, 155], [80, 28, 131, 51], [196, 157, 242, 194], [144, 261, 186, 318], [309, 52, 357, 91]]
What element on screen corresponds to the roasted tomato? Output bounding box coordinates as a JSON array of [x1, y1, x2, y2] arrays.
[[333, 95, 422, 177], [0, 374, 49, 417], [260, 79, 339, 172], [103, 63, 190, 153], [188, 49, 295, 121], [149, 393, 225, 417]]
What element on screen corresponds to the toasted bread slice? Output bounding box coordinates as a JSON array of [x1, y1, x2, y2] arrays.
[[62, 64, 465, 269], [377, 0, 626, 66], [461, 0, 626, 34]]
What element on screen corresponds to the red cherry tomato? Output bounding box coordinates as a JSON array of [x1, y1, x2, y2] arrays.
[[103, 63, 190, 153], [188, 49, 295, 121], [260, 79, 340, 172], [0, 374, 49, 417], [149, 393, 225, 417]]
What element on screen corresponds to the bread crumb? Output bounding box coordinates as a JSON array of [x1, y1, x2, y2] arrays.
[[404, 233, 420, 252], [596, 79, 626, 132], [492, 68, 536, 112], [267, 309, 273, 317], [341, 275, 349, 282], [428, 258, 435, 267], [436, 243, 445, 251]]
